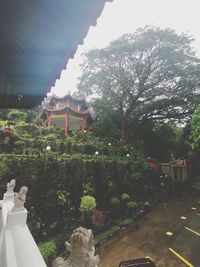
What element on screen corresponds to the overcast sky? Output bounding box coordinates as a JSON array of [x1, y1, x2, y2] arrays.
[[52, 0, 200, 97]]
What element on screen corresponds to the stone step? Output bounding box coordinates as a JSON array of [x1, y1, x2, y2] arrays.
[[192, 178, 200, 183], [191, 185, 200, 190], [192, 182, 200, 187], [193, 176, 200, 180]]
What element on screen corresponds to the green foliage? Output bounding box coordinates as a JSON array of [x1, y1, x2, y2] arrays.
[[141, 122, 190, 161], [121, 193, 130, 201], [43, 133, 58, 142], [0, 149, 167, 245], [39, 240, 56, 263], [79, 195, 96, 213], [121, 218, 134, 226], [190, 105, 200, 149], [14, 140, 25, 147], [94, 226, 120, 246], [7, 109, 28, 122], [0, 120, 9, 127], [83, 179, 94, 195], [126, 201, 138, 210], [57, 191, 71, 206], [110, 197, 120, 205], [79, 26, 200, 139], [14, 140, 26, 153]]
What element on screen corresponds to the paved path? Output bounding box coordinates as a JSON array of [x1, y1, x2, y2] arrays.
[[97, 190, 200, 267]]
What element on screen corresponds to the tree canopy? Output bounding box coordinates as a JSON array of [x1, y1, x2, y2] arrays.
[[190, 105, 200, 149], [78, 26, 200, 139]]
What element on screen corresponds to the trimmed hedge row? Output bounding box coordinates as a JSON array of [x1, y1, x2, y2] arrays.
[[0, 153, 154, 242]]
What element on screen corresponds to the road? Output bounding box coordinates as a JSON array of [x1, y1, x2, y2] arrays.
[[97, 190, 200, 267]]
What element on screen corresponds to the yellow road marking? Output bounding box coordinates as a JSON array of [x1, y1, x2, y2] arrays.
[[196, 213, 200, 216], [180, 216, 187, 220], [185, 227, 200, 236], [169, 248, 194, 267], [166, 231, 173, 236], [191, 207, 197, 210]]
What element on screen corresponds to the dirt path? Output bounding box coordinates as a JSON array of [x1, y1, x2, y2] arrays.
[[97, 190, 200, 267]]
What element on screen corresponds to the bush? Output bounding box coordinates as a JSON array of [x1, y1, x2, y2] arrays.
[[0, 120, 8, 128], [0, 153, 157, 244], [57, 191, 70, 206], [79, 195, 96, 213], [94, 226, 120, 246], [43, 133, 58, 142], [79, 195, 96, 228], [110, 197, 120, 205], [121, 193, 130, 201], [39, 240, 56, 263], [83, 180, 94, 195], [121, 218, 134, 226], [126, 201, 138, 210]]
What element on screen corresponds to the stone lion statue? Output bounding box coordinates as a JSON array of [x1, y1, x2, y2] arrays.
[[13, 186, 28, 210], [6, 179, 16, 193], [52, 227, 99, 267]]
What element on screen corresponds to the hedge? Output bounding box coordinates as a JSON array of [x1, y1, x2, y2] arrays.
[[0, 153, 153, 243]]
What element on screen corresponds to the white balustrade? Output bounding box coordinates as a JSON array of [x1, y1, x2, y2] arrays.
[[0, 180, 47, 267]]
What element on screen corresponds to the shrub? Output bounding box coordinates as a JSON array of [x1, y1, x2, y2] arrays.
[[0, 152, 158, 244], [14, 140, 25, 146], [39, 240, 56, 263], [43, 133, 58, 142], [0, 120, 8, 128], [7, 110, 27, 122], [121, 193, 130, 201], [126, 201, 138, 209], [79, 195, 96, 228], [94, 226, 120, 246], [83, 179, 94, 195], [79, 195, 96, 213], [57, 191, 70, 206], [110, 197, 120, 206], [121, 218, 134, 226]]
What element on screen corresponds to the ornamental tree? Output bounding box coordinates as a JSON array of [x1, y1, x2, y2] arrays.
[[78, 26, 200, 139]]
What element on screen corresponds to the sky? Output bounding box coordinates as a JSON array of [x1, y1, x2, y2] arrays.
[[52, 0, 200, 97]]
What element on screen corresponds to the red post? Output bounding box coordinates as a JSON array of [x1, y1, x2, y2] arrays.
[[82, 115, 86, 131], [65, 112, 69, 135], [47, 113, 51, 127]]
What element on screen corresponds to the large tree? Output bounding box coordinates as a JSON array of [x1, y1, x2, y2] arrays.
[[78, 26, 200, 139]]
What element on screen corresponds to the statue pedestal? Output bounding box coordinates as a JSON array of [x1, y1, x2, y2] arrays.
[[7, 209, 27, 227]]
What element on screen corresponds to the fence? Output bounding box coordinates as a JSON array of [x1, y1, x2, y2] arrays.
[[161, 159, 191, 184]]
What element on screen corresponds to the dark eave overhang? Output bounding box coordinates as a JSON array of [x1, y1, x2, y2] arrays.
[[0, 0, 112, 109]]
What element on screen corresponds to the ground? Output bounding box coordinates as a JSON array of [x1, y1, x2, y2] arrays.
[[98, 190, 200, 267]]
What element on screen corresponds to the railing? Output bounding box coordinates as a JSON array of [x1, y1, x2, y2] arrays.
[[0, 180, 47, 267], [161, 159, 191, 184]]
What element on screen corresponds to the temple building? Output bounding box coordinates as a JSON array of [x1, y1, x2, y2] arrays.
[[40, 93, 95, 135]]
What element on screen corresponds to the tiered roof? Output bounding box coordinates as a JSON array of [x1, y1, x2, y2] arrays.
[[41, 93, 95, 119]]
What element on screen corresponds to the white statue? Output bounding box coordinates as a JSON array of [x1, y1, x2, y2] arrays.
[[52, 257, 66, 267], [6, 179, 16, 193], [53, 227, 99, 267], [13, 186, 28, 210]]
